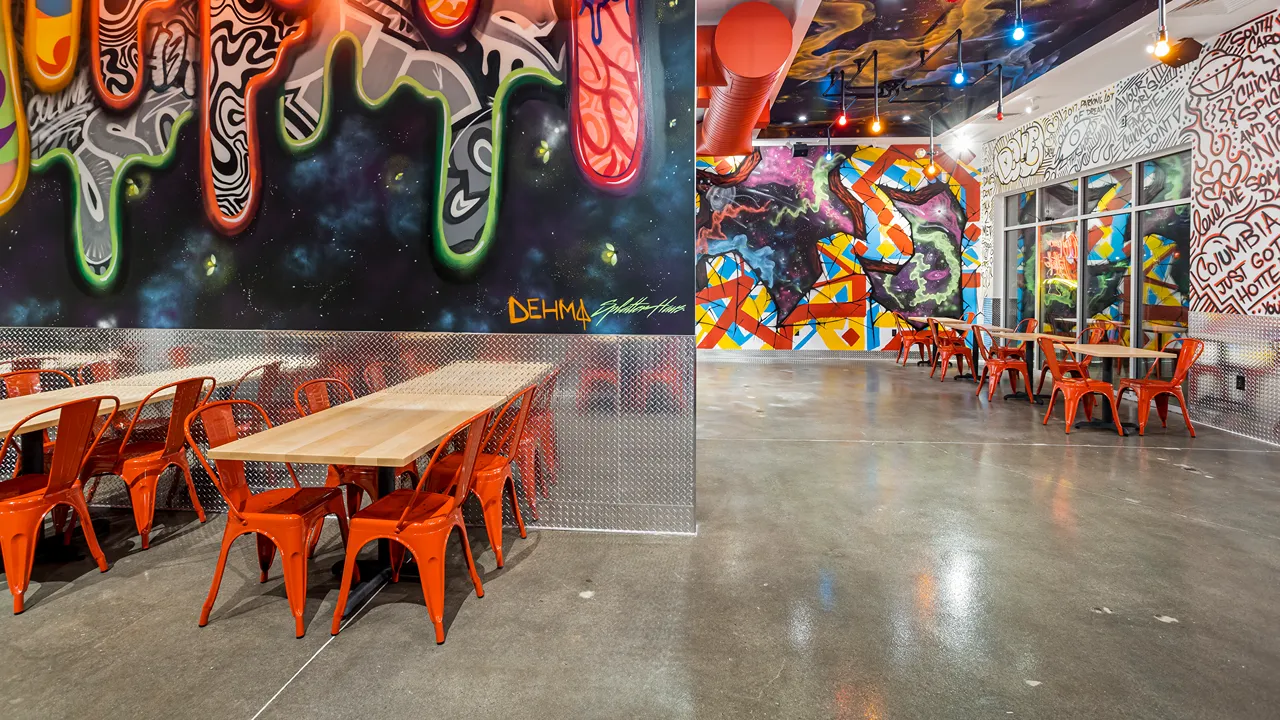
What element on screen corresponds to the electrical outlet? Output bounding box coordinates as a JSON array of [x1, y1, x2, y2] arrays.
[[1236, 375, 1246, 391]]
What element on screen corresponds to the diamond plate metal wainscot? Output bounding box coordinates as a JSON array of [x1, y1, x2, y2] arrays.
[[0, 328, 696, 534], [1188, 312, 1280, 446]]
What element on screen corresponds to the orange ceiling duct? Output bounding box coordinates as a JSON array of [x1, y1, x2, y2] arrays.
[[696, 2, 792, 157]]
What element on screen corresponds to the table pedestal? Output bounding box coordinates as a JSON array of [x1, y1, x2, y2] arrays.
[[1073, 356, 1133, 435], [336, 466, 405, 618]]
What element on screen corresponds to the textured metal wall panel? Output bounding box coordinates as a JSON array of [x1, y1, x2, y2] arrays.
[[0, 328, 696, 534], [1188, 312, 1280, 446], [699, 348, 896, 364]]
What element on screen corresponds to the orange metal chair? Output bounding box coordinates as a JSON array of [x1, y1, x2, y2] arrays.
[[0, 396, 119, 613], [79, 377, 214, 548], [992, 318, 1037, 361], [1038, 338, 1122, 435], [330, 410, 491, 643], [185, 400, 352, 638], [76, 359, 121, 385], [295, 378, 418, 514], [973, 327, 1033, 403], [928, 319, 969, 381], [890, 313, 932, 365], [1034, 326, 1104, 395], [428, 386, 535, 568], [0, 368, 76, 398], [1118, 338, 1205, 436]]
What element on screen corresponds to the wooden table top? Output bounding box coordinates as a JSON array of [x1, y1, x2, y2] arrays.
[[0, 357, 304, 435], [0, 352, 121, 370], [988, 331, 1074, 343], [1063, 344, 1176, 359], [1144, 323, 1188, 334], [208, 361, 552, 468]]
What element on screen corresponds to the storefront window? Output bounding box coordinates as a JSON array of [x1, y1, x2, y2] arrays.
[[1086, 168, 1133, 213], [1040, 180, 1079, 222], [1038, 223, 1079, 334], [1138, 205, 1191, 348], [1085, 214, 1132, 344], [1140, 151, 1192, 205]]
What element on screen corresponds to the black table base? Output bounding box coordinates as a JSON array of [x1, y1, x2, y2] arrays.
[[336, 466, 399, 618]]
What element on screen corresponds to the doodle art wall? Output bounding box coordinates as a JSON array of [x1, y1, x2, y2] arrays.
[[0, 0, 693, 334], [981, 8, 1280, 318], [1186, 12, 1280, 316], [696, 146, 981, 351]]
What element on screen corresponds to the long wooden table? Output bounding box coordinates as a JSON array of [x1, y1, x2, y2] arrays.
[[206, 360, 553, 616], [0, 356, 308, 473]]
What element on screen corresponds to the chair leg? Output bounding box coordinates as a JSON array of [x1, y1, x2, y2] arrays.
[[256, 533, 276, 583], [177, 455, 207, 523], [125, 470, 161, 549], [507, 474, 527, 540], [1107, 393, 1125, 436], [1042, 389, 1058, 425], [414, 535, 449, 644], [0, 509, 43, 614], [1036, 367, 1050, 395], [456, 520, 484, 598], [330, 535, 367, 635], [1063, 393, 1081, 433], [1019, 369, 1034, 403], [66, 493, 109, 572], [390, 542, 407, 583], [52, 506, 70, 545], [1174, 389, 1197, 437], [200, 525, 240, 627], [478, 486, 507, 568], [1155, 395, 1170, 427], [975, 368, 988, 396], [279, 542, 310, 638]]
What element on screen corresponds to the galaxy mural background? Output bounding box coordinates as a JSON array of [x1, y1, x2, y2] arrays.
[[0, 0, 693, 334]]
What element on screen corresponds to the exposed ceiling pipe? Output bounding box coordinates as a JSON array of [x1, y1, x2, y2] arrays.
[[696, 1, 792, 156]]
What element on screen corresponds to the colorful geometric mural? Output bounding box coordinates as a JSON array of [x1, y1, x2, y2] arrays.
[[0, 0, 693, 335], [696, 145, 980, 350]]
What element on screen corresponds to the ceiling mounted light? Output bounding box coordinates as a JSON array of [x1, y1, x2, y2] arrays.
[[953, 32, 966, 85], [837, 113, 848, 127], [904, 114, 912, 121], [1011, 0, 1026, 42], [1152, 0, 1170, 57], [825, 126, 834, 160], [798, 114, 808, 123], [924, 117, 940, 180], [996, 64, 1005, 121]]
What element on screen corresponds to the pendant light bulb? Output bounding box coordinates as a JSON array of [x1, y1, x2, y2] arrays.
[[954, 69, 966, 85], [1011, 0, 1026, 41], [871, 117, 882, 134], [1154, 30, 1171, 57]]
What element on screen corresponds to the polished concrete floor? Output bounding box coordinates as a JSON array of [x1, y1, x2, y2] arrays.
[[3, 358, 1280, 718]]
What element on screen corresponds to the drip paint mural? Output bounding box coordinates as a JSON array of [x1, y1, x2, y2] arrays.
[[0, 0, 693, 333], [695, 145, 980, 350], [1186, 10, 1280, 316]]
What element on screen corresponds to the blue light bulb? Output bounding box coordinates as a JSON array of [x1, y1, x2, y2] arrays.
[[953, 69, 966, 85], [824, 150, 834, 161], [1012, 23, 1026, 42]]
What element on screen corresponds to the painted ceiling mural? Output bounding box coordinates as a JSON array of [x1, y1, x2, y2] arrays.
[[764, 0, 1152, 139], [0, 0, 693, 333], [696, 145, 980, 350]]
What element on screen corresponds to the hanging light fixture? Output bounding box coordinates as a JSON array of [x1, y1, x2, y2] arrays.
[[953, 33, 966, 85], [996, 67, 1005, 121], [870, 50, 883, 134], [924, 117, 940, 179], [1011, 0, 1026, 42], [837, 71, 848, 126], [1152, 0, 1171, 57], [825, 125, 834, 161]]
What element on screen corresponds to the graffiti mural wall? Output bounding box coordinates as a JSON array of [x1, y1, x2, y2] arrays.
[[1186, 11, 1280, 315], [0, 0, 693, 334], [696, 145, 981, 350]]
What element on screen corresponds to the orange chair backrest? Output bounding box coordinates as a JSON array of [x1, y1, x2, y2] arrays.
[[483, 385, 537, 460], [1075, 326, 1106, 345], [121, 377, 214, 457], [77, 359, 121, 385], [973, 326, 997, 363], [294, 378, 356, 416], [363, 362, 391, 393], [231, 362, 283, 402], [890, 312, 913, 337], [0, 369, 75, 398], [1036, 338, 1075, 383], [185, 400, 300, 517], [398, 410, 492, 531], [1168, 338, 1205, 385], [1014, 318, 1036, 333], [0, 396, 119, 493]]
